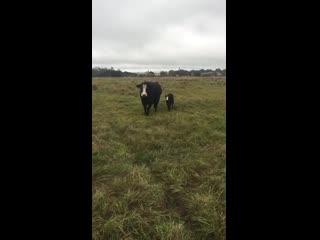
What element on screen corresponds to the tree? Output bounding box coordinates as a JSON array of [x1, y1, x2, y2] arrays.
[[168, 70, 175, 76], [149, 71, 155, 77], [160, 71, 168, 76]]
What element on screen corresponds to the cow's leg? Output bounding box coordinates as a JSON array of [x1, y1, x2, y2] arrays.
[[143, 104, 147, 115], [146, 104, 151, 115], [154, 96, 160, 112]]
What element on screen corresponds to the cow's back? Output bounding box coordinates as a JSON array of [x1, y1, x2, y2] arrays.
[[153, 82, 162, 95]]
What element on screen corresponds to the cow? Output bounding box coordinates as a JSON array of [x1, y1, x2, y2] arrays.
[[165, 93, 174, 111], [136, 81, 162, 115]]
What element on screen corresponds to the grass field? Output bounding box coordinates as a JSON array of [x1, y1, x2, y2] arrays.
[[92, 77, 226, 240]]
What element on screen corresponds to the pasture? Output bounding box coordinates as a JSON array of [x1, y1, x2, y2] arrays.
[[92, 77, 226, 240]]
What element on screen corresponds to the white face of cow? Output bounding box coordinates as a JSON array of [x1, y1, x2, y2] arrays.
[[141, 84, 147, 97], [166, 96, 169, 101]]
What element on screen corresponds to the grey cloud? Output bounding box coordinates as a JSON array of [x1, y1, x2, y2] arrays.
[[93, 0, 226, 72]]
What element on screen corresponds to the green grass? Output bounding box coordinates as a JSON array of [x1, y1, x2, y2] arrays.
[[92, 76, 226, 240]]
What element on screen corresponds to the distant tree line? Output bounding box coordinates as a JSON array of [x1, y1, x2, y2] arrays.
[[161, 68, 226, 77], [92, 67, 226, 77], [92, 67, 123, 77]]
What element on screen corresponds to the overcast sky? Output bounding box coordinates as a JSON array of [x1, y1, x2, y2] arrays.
[[92, 0, 226, 72]]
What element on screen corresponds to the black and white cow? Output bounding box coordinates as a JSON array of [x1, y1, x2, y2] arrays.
[[165, 93, 174, 111], [136, 81, 162, 115]]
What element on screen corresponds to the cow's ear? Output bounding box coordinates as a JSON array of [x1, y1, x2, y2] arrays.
[[136, 84, 141, 88]]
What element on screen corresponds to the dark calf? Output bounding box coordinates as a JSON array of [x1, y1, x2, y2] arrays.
[[165, 93, 174, 111]]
